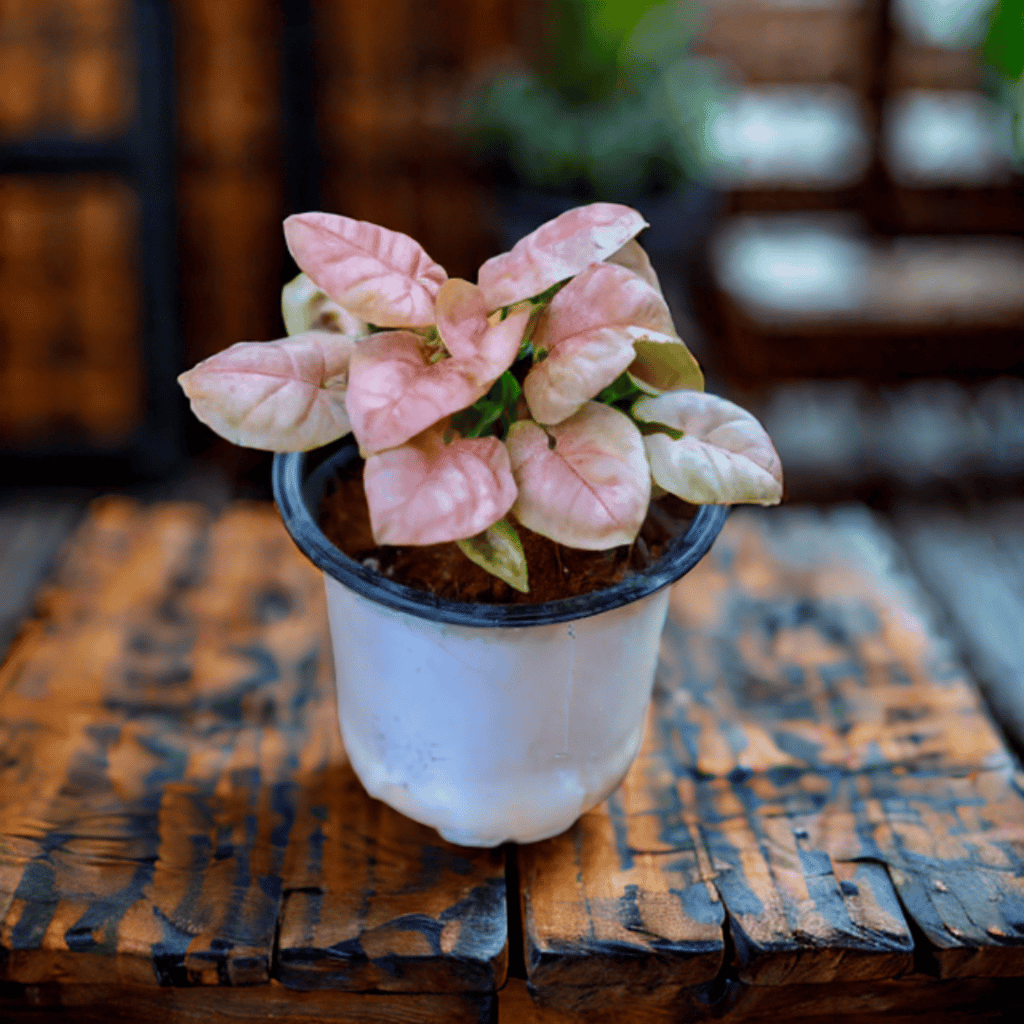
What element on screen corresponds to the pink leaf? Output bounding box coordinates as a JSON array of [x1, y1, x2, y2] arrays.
[[345, 322, 524, 456], [282, 272, 367, 337], [524, 263, 676, 425], [635, 392, 783, 505], [606, 239, 662, 293], [177, 331, 356, 452], [435, 278, 529, 376], [478, 203, 648, 309], [506, 402, 651, 549], [284, 212, 447, 328], [363, 428, 518, 545]]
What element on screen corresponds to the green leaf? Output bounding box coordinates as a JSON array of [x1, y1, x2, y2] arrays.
[[597, 371, 645, 405], [456, 519, 529, 593], [451, 371, 523, 439]]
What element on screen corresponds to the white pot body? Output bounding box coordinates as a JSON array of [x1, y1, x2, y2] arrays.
[[323, 573, 671, 847]]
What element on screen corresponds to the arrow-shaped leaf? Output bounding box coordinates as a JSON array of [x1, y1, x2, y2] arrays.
[[635, 391, 783, 505], [524, 262, 676, 425], [478, 202, 648, 309], [363, 428, 518, 545], [346, 296, 528, 455], [284, 212, 448, 328], [506, 402, 651, 549], [456, 519, 529, 593], [177, 331, 356, 452]]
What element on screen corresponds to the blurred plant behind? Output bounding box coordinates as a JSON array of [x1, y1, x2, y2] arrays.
[[465, 0, 726, 199], [984, 0, 1024, 162]]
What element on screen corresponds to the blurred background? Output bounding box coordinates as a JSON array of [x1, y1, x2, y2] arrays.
[[0, 0, 1021, 506]]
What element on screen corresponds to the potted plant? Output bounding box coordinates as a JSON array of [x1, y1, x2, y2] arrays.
[[463, 0, 726, 259], [178, 202, 781, 847]]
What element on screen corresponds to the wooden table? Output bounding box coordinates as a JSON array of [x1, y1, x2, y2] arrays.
[[2, 497, 1023, 1021]]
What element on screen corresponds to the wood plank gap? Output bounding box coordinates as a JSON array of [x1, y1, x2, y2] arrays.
[[503, 844, 526, 982]]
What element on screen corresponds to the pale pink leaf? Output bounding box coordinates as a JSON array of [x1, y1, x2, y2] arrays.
[[456, 519, 529, 593], [177, 331, 355, 452], [282, 272, 367, 337], [507, 402, 651, 549], [363, 429, 517, 545], [606, 239, 662, 293], [635, 392, 783, 505], [478, 203, 648, 309], [628, 333, 705, 395], [346, 329, 517, 455], [435, 277, 529, 376], [284, 212, 447, 328], [524, 263, 676, 425]]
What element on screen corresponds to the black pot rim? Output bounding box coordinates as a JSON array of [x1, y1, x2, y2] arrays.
[[272, 441, 729, 628]]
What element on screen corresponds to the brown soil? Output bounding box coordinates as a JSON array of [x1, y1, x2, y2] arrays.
[[318, 457, 698, 605]]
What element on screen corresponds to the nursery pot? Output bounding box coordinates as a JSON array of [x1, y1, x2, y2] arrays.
[[273, 441, 728, 847]]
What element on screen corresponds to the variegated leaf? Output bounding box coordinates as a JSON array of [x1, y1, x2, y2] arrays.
[[177, 331, 355, 451], [456, 519, 529, 593], [606, 238, 662, 293], [628, 333, 705, 395], [363, 428, 518, 545], [435, 277, 529, 376], [284, 212, 447, 328], [507, 402, 651, 549], [635, 391, 783, 505], [524, 263, 676, 425], [478, 203, 648, 309], [346, 304, 527, 456], [282, 272, 367, 337]]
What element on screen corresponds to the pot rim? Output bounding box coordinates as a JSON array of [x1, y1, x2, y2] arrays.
[[273, 440, 729, 628]]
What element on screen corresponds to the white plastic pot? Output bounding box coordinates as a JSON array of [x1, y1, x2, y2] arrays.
[[273, 441, 727, 847]]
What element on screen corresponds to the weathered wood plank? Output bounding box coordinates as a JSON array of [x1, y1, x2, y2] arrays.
[[674, 508, 1024, 980], [518, 719, 726, 991], [0, 500, 312, 986], [275, 729, 507, 992], [0, 497, 507, 999], [0, 491, 86, 661], [523, 972, 1019, 1023], [0, 979, 495, 1023], [521, 506, 1024, 1017]]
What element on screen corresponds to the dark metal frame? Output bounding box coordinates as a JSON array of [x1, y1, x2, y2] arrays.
[[280, 0, 321, 220], [0, 0, 179, 482]]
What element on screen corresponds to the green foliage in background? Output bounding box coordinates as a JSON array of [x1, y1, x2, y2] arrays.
[[984, 0, 1024, 161], [466, 0, 725, 199]]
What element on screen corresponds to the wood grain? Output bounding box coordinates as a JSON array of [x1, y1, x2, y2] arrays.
[[0, 979, 495, 1023], [0, 498, 506, 1004], [521, 507, 1024, 1019], [275, 700, 507, 992]]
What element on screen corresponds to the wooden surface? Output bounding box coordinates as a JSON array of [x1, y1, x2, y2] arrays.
[[2, 497, 1024, 1021], [0, 498, 504, 1020], [520, 507, 1024, 1021]]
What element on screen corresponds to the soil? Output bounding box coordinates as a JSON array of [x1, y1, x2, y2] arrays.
[[318, 457, 699, 605]]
